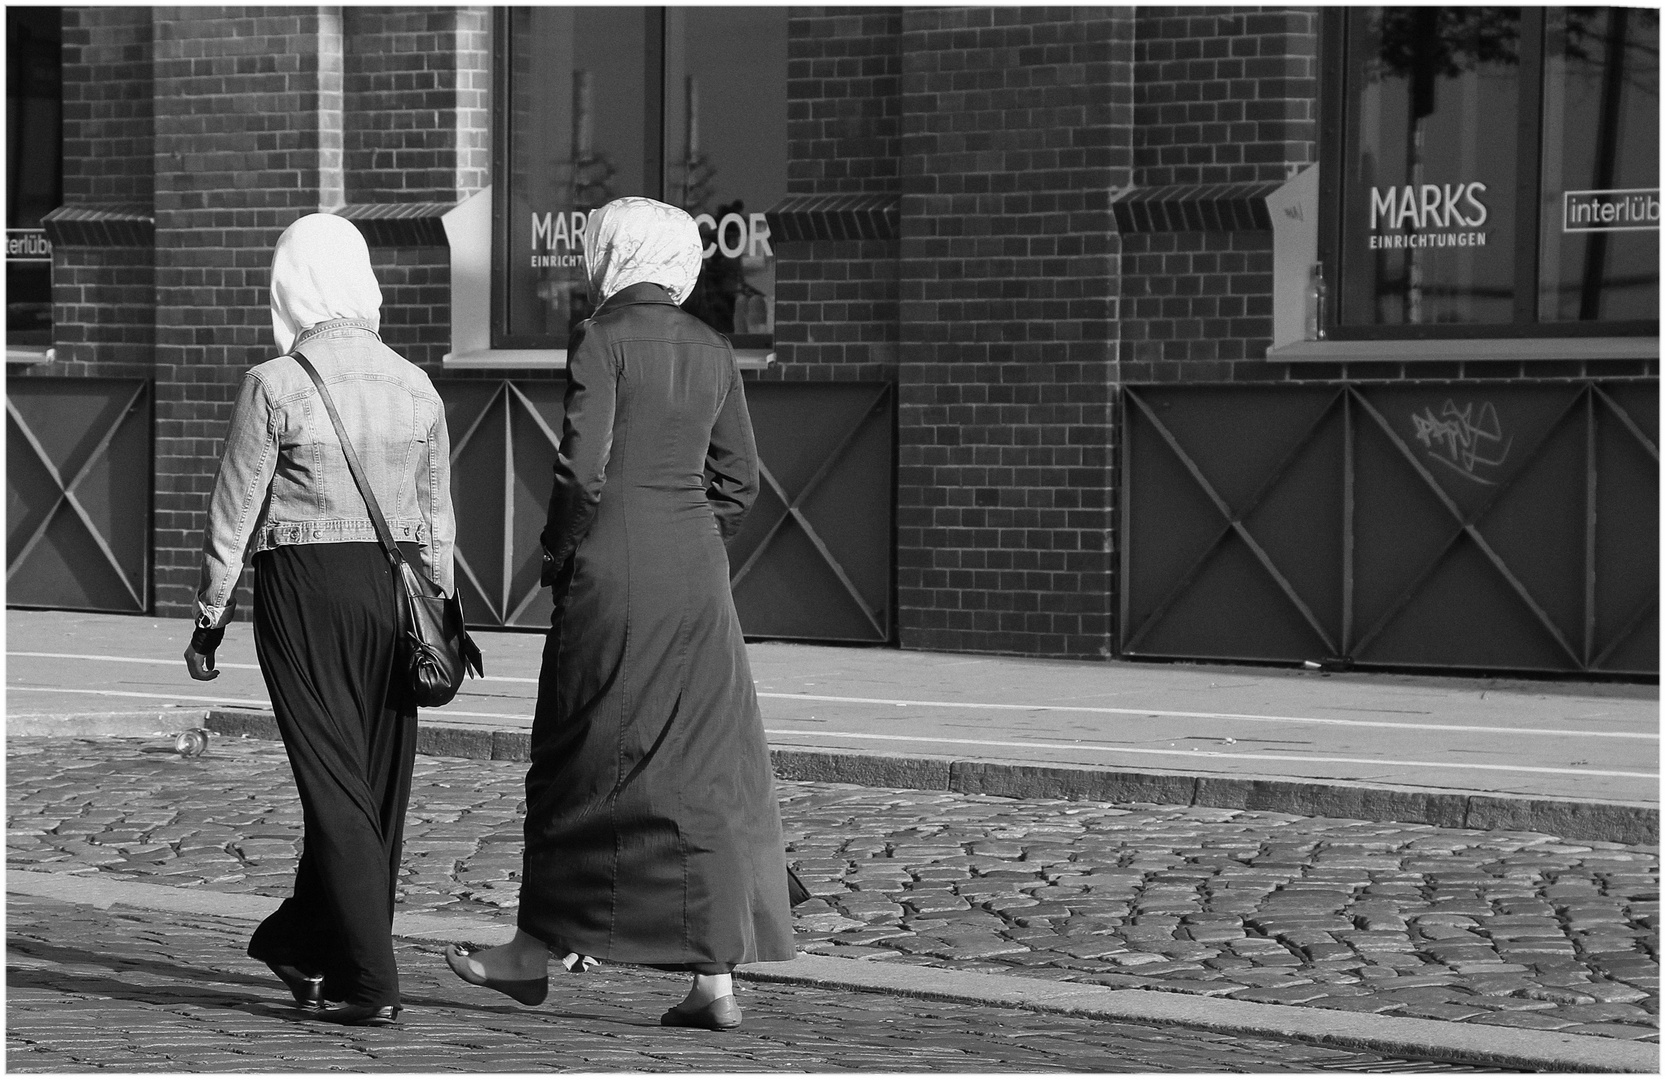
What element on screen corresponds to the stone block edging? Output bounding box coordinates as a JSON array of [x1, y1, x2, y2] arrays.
[[187, 709, 1660, 847]]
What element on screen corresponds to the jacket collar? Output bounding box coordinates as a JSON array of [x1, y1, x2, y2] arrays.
[[293, 318, 381, 349], [595, 281, 678, 315]]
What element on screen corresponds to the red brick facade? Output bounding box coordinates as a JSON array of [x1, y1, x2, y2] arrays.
[[770, 7, 1323, 657], [891, 7, 1128, 658], [33, 6, 489, 619], [1131, 8, 1317, 187], [24, 6, 1655, 663], [771, 8, 903, 383]]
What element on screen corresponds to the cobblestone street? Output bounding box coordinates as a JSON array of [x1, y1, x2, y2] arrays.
[[11, 891, 1455, 1072], [7, 734, 1659, 1056]]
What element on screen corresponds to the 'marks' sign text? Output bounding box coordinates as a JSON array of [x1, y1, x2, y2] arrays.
[[1367, 183, 1490, 250]]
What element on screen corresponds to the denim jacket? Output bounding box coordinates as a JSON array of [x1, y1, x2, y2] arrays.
[[193, 319, 455, 628]]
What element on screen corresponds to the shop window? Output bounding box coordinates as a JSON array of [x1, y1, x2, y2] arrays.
[[6, 6, 61, 358], [491, 7, 787, 355], [1321, 7, 1658, 339], [1539, 8, 1659, 323]]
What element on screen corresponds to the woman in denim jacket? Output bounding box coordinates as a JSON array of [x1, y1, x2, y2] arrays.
[[184, 213, 455, 1027]]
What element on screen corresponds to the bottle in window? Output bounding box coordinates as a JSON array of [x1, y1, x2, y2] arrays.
[[1305, 262, 1328, 341]]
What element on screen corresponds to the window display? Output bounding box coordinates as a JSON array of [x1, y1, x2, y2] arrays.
[[1324, 7, 1658, 338], [6, 6, 60, 352], [495, 7, 648, 349], [493, 7, 787, 353], [1538, 8, 1659, 322], [1337, 8, 1522, 328], [665, 7, 787, 349]]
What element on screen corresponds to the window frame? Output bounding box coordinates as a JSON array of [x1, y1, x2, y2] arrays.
[[1317, 7, 1658, 341]]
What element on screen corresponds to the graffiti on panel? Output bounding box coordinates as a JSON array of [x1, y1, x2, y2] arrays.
[[1410, 400, 1512, 485]]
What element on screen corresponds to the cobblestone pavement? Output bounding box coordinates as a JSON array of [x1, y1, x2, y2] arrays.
[[7, 736, 1659, 1048], [8, 893, 1467, 1073]]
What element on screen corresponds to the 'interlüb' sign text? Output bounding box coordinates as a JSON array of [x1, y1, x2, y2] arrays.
[[1563, 189, 1659, 233], [6, 229, 51, 262]]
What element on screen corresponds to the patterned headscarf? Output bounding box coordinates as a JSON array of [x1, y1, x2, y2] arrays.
[[269, 213, 383, 354], [582, 197, 704, 306]]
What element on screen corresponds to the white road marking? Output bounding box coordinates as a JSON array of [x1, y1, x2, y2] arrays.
[[11, 651, 265, 671], [7, 685, 526, 723], [10, 653, 1657, 742], [8, 686, 273, 709], [761, 729, 1660, 780], [752, 692, 1656, 740], [7, 682, 1653, 781]]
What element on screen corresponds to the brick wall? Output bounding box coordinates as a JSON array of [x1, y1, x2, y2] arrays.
[[59, 8, 154, 206], [39, 8, 155, 379], [344, 7, 476, 205], [770, 7, 903, 382], [35, 5, 1654, 651], [148, 6, 347, 616], [342, 7, 490, 369], [1114, 6, 1318, 386], [49, 252, 156, 379], [1116, 230, 1274, 376], [453, 7, 491, 198], [1131, 6, 1318, 188], [38, 5, 496, 618], [893, 6, 1133, 659], [370, 246, 453, 368]]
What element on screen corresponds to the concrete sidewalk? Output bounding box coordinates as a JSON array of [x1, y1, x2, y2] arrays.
[[6, 608, 1659, 842]]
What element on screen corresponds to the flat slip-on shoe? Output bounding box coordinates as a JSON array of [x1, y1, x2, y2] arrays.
[[315, 1003, 401, 1027], [660, 995, 741, 1031], [444, 944, 548, 1006], [560, 952, 599, 973], [265, 961, 325, 1012]]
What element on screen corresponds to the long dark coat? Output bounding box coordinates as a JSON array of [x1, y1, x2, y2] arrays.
[[517, 282, 795, 969]]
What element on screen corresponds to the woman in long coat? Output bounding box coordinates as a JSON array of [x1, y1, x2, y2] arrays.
[[186, 213, 456, 1026], [445, 197, 794, 1030]]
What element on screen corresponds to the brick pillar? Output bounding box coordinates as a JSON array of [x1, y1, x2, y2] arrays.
[[894, 7, 1133, 659], [150, 7, 346, 617], [43, 7, 155, 379], [770, 7, 903, 384], [339, 6, 490, 368], [1117, 7, 1319, 382]]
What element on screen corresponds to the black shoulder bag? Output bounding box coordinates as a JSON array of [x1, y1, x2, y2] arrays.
[[293, 352, 483, 707]]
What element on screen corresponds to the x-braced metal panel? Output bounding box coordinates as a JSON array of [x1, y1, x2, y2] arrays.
[[725, 381, 895, 644], [436, 379, 898, 645], [7, 379, 152, 614], [438, 380, 563, 630], [1120, 382, 1656, 675]]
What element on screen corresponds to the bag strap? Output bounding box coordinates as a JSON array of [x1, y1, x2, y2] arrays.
[[292, 351, 403, 566]]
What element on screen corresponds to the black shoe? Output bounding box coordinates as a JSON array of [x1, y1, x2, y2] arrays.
[[660, 995, 741, 1031], [265, 962, 325, 1012], [315, 1003, 401, 1027], [444, 944, 548, 1006]]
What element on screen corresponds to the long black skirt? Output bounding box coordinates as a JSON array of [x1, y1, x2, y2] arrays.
[[246, 542, 417, 1009]]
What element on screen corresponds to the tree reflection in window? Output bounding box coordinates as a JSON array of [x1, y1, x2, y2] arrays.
[[1343, 8, 1521, 327], [1540, 8, 1659, 322]]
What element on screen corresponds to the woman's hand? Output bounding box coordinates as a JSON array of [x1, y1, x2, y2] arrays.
[[184, 644, 219, 681], [184, 623, 225, 681]]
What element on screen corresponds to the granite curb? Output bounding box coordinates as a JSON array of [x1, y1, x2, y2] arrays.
[[153, 707, 1650, 846], [8, 707, 1653, 846], [9, 869, 1653, 1073]]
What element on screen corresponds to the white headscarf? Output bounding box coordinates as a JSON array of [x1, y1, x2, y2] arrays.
[[582, 197, 703, 307], [269, 213, 383, 354]]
